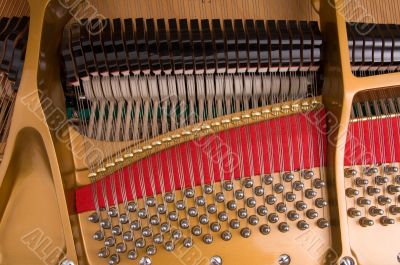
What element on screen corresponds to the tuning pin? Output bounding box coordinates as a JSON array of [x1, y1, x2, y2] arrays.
[[93, 230, 104, 241], [130, 220, 141, 231], [142, 226, 152, 237], [88, 212, 100, 223], [359, 217, 374, 227], [115, 242, 126, 253], [344, 168, 357, 178], [188, 207, 198, 217], [302, 170, 314, 179], [243, 178, 254, 188], [138, 208, 148, 219], [395, 175, 400, 185], [104, 236, 115, 247], [287, 210, 300, 221], [257, 205, 268, 216], [345, 188, 359, 197], [235, 190, 245, 200], [215, 192, 225, 203], [108, 254, 120, 265], [127, 249, 138, 260], [238, 208, 248, 219], [183, 237, 193, 248], [296, 201, 308, 211], [184, 188, 195, 198], [119, 213, 129, 224], [283, 172, 294, 182], [196, 196, 206, 206], [98, 247, 110, 258], [266, 195, 277, 205], [179, 218, 189, 229], [100, 219, 111, 229], [153, 233, 164, 244], [268, 213, 279, 223], [313, 179, 325, 189], [365, 167, 378, 176], [278, 222, 290, 233], [315, 198, 328, 208], [297, 220, 309, 230], [107, 207, 118, 218], [224, 181, 234, 191], [246, 197, 257, 208], [207, 204, 217, 214], [148, 246, 161, 257], [259, 224, 271, 235], [240, 227, 252, 238], [293, 181, 304, 191], [369, 206, 384, 217], [172, 229, 182, 240], [192, 225, 202, 236], [347, 208, 361, 218], [204, 185, 214, 194], [112, 225, 122, 236], [263, 174, 274, 185], [384, 165, 398, 175], [210, 222, 221, 232], [248, 215, 259, 226], [388, 185, 400, 194], [164, 241, 175, 251], [230, 219, 240, 229], [274, 183, 285, 193], [367, 186, 381, 196], [203, 234, 213, 244], [197, 213, 208, 225], [380, 216, 395, 226], [218, 211, 228, 222], [176, 200, 186, 210], [127, 202, 137, 212], [355, 177, 369, 187], [389, 205, 400, 215], [306, 209, 318, 219], [149, 215, 160, 225], [146, 197, 156, 207], [164, 192, 175, 203], [375, 176, 389, 185], [227, 200, 237, 211], [168, 211, 178, 221], [317, 218, 329, 228], [377, 195, 392, 206], [285, 192, 296, 202], [254, 186, 264, 196], [276, 202, 287, 213], [305, 189, 317, 199], [357, 197, 371, 207], [156, 204, 167, 214]]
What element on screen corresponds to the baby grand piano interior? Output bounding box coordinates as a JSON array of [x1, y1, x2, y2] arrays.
[[1, 0, 400, 264]]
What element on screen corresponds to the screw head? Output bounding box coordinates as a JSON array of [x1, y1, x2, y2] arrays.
[[139, 256, 152, 265], [278, 254, 291, 265], [60, 260, 75, 265], [210, 255, 222, 265], [340, 257, 355, 265]]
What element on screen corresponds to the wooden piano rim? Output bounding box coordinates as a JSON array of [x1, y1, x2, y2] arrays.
[[0, 0, 399, 264]]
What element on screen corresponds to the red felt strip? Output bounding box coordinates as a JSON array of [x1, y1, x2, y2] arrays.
[[76, 110, 400, 213]]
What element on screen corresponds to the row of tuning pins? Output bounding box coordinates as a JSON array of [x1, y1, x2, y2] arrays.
[[347, 23, 400, 74], [345, 164, 400, 226], [87, 170, 329, 263], [63, 17, 322, 86]]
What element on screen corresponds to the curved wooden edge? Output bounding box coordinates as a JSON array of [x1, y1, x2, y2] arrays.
[[0, 0, 81, 264]]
